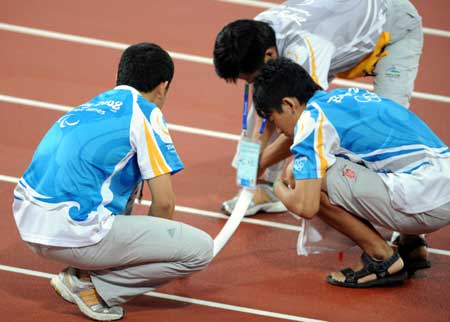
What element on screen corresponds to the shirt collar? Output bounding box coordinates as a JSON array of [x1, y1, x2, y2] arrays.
[[114, 85, 141, 96]]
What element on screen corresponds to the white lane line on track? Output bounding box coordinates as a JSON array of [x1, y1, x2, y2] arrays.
[[0, 264, 325, 322], [0, 174, 19, 184], [0, 22, 449, 104], [0, 22, 209, 65], [219, 0, 276, 8], [218, 0, 450, 39], [139, 199, 301, 232], [422, 27, 450, 38], [0, 94, 240, 142], [2, 175, 450, 256]]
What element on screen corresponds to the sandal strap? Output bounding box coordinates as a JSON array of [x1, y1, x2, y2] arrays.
[[338, 251, 401, 284], [340, 268, 359, 284], [361, 251, 401, 279], [393, 236, 428, 255], [340, 263, 380, 284]]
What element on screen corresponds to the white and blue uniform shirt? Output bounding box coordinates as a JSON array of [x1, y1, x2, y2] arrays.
[[256, 0, 388, 88], [291, 88, 450, 214], [13, 85, 184, 247]]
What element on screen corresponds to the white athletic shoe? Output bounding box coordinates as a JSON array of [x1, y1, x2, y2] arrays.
[[50, 267, 124, 321], [221, 183, 287, 216]]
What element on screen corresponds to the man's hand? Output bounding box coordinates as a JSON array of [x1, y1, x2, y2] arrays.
[[273, 176, 322, 219]]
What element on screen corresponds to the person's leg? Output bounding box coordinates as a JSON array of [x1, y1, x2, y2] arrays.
[[27, 243, 124, 321], [319, 157, 441, 286], [318, 193, 404, 285], [34, 215, 213, 306], [373, 0, 423, 108], [393, 202, 450, 272], [87, 216, 213, 306], [326, 158, 450, 281], [392, 234, 430, 273]]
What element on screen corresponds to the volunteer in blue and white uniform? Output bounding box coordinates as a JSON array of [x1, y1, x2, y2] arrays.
[[214, 0, 423, 217], [252, 58, 450, 288], [12, 43, 213, 321]]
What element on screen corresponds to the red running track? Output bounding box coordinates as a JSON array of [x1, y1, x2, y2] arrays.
[[0, 1, 449, 321]]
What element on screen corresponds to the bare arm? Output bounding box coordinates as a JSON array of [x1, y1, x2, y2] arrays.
[[145, 174, 176, 219], [258, 134, 293, 178], [273, 176, 322, 219]]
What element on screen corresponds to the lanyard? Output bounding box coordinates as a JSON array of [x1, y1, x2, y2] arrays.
[[242, 83, 266, 136], [237, 83, 265, 189]]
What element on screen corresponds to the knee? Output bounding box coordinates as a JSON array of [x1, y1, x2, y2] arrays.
[[181, 230, 214, 271], [195, 232, 214, 269]]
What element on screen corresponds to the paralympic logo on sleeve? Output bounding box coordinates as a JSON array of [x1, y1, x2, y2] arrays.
[[294, 156, 308, 172], [57, 114, 80, 128]]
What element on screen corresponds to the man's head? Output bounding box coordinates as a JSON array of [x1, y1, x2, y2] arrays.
[[253, 58, 322, 138], [213, 19, 277, 83], [116, 42, 174, 108]]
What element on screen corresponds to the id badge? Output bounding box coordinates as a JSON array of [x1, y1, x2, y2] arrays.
[[236, 137, 261, 189]]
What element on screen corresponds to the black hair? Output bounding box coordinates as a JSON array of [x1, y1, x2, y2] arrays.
[[213, 19, 276, 83], [116, 42, 174, 92], [253, 57, 323, 118]]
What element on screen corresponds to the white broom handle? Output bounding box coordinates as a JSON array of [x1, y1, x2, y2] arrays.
[[213, 188, 254, 257]]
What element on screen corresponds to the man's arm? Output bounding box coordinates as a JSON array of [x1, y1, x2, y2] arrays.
[[273, 177, 322, 219], [258, 134, 293, 178], [146, 174, 176, 219]]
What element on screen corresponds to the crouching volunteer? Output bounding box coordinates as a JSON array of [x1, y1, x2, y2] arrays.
[[252, 58, 450, 288], [12, 42, 213, 320]]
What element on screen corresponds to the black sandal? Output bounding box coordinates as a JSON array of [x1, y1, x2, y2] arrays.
[[393, 236, 431, 274], [327, 251, 407, 288]]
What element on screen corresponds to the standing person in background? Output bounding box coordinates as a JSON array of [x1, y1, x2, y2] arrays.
[[213, 0, 423, 219], [12, 42, 213, 321]]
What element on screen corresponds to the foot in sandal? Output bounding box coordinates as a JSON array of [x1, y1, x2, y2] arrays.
[[327, 250, 407, 288]]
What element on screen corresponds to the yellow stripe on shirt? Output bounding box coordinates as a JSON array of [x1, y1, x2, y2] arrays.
[[143, 120, 170, 176], [156, 114, 170, 136], [304, 37, 319, 85], [317, 112, 328, 177]]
